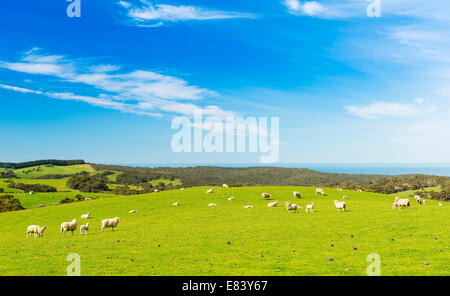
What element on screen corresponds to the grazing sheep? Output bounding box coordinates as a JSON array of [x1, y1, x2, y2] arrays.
[[342, 195, 348, 199], [129, 210, 138, 213], [393, 197, 410, 209], [208, 203, 217, 207], [416, 196, 426, 205], [101, 217, 120, 232], [315, 188, 325, 196], [81, 212, 90, 219], [154, 189, 160, 193], [261, 192, 272, 199], [285, 202, 301, 213], [293, 191, 301, 198], [333, 200, 346, 212], [305, 202, 314, 213], [26, 225, 47, 238], [206, 188, 213, 194], [244, 205, 254, 208], [422, 199, 426, 205], [80, 223, 89, 235], [84, 197, 92, 201], [228, 196, 234, 201], [60, 219, 77, 236], [337, 187, 343, 191], [222, 184, 229, 188], [357, 189, 363, 193], [180, 188, 184, 191], [439, 202, 443, 206], [268, 200, 278, 207], [173, 201, 179, 206]]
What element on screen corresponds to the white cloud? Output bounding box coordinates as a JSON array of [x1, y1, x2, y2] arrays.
[[345, 100, 437, 119], [119, 1, 257, 27], [0, 48, 234, 118]]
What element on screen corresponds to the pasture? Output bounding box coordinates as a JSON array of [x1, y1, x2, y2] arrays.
[[0, 186, 448, 276]]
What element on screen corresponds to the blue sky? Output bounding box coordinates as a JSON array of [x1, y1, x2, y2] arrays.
[[0, 0, 449, 164]]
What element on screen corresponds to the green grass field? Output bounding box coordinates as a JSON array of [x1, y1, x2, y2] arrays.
[[0, 186, 448, 276], [1, 164, 94, 179]]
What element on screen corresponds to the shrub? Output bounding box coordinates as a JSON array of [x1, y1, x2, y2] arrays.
[[0, 195, 24, 212]]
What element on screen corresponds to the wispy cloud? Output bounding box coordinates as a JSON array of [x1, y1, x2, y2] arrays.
[[118, 1, 258, 27], [345, 100, 437, 119], [0, 48, 235, 118]]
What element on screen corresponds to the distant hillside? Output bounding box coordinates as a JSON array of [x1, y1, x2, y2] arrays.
[[0, 159, 85, 169]]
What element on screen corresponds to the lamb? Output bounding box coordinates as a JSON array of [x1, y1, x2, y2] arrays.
[[129, 210, 138, 213], [393, 197, 410, 209], [60, 219, 77, 236], [261, 192, 272, 199], [26, 225, 47, 238], [81, 212, 90, 219], [228, 197, 234, 201], [80, 223, 89, 235], [173, 201, 179, 206], [285, 202, 301, 213], [268, 200, 278, 207], [101, 217, 120, 232], [222, 184, 229, 188], [305, 202, 314, 213], [333, 200, 346, 212], [244, 205, 254, 208], [293, 191, 301, 198], [206, 188, 213, 194], [315, 188, 325, 195], [208, 203, 217, 207]]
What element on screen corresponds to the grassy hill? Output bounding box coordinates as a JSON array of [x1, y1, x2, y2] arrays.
[[0, 186, 448, 276], [0, 164, 94, 179]]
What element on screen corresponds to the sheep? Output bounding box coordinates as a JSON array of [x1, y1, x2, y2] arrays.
[[60, 219, 77, 236], [244, 205, 254, 208], [337, 187, 343, 191], [285, 202, 301, 213], [293, 191, 301, 198], [315, 188, 325, 196], [173, 201, 179, 206], [81, 212, 90, 219], [101, 217, 120, 232], [416, 196, 426, 205], [154, 189, 160, 193], [80, 223, 89, 235], [84, 197, 92, 201], [26, 225, 47, 238], [268, 200, 278, 207], [305, 202, 314, 213], [228, 196, 234, 201], [422, 199, 426, 205], [261, 192, 272, 199], [342, 195, 348, 199], [222, 184, 229, 188], [129, 210, 138, 213], [357, 189, 363, 193], [180, 188, 184, 191], [333, 200, 346, 212], [439, 202, 443, 206], [208, 203, 217, 207], [206, 188, 213, 194], [393, 197, 410, 209]]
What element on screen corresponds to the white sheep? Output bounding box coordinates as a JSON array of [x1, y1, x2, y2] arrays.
[[261, 192, 272, 199], [305, 202, 314, 213], [26, 225, 47, 238], [315, 188, 325, 195], [285, 202, 301, 213], [80, 223, 89, 235], [416, 196, 426, 205], [208, 203, 217, 207], [268, 200, 278, 207], [228, 196, 234, 201], [81, 212, 90, 219], [154, 189, 160, 193], [222, 184, 229, 188], [60, 219, 77, 236], [173, 201, 179, 206], [180, 188, 184, 191], [394, 197, 410, 209], [206, 188, 213, 194], [342, 195, 348, 199], [333, 200, 346, 212], [84, 197, 92, 201], [129, 210, 138, 213], [439, 202, 443, 206], [337, 187, 343, 191], [244, 205, 254, 208], [422, 199, 426, 205], [293, 191, 301, 198], [357, 189, 363, 193], [101, 217, 120, 232]]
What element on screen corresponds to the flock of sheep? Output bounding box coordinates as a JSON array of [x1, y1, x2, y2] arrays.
[[26, 213, 120, 238], [26, 185, 441, 238]]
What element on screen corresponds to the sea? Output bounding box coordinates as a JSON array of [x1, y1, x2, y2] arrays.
[[116, 163, 450, 177]]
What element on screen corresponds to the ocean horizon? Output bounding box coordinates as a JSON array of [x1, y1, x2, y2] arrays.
[[110, 163, 450, 177]]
